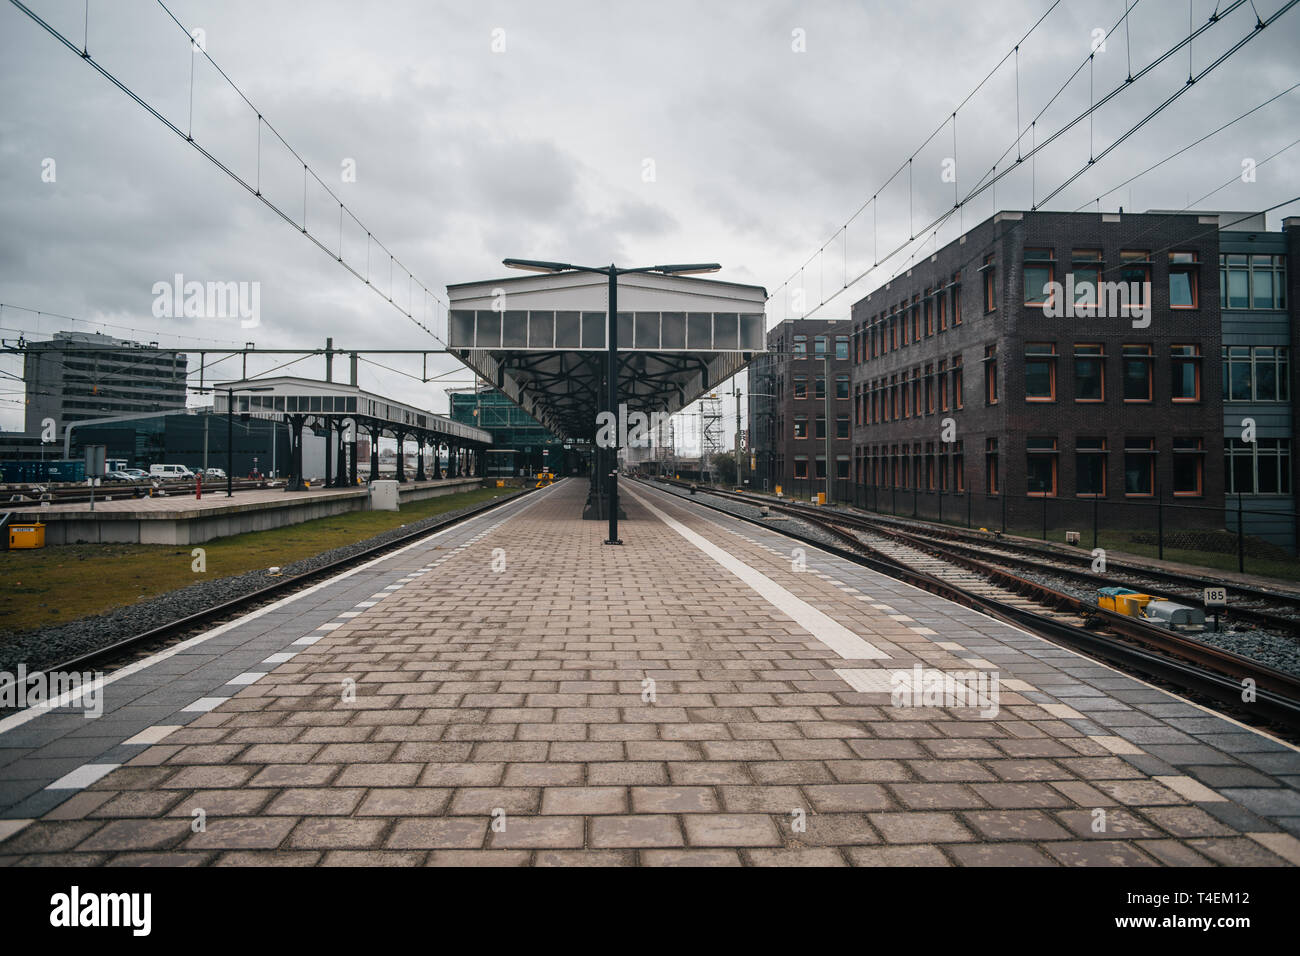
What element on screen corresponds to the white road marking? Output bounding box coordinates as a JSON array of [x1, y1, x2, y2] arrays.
[[123, 725, 180, 745], [181, 697, 229, 712], [46, 763, 119, 790], [626, 486, 887, 661]]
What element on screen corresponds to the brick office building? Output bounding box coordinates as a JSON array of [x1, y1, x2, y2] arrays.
[[848, 209, 1240, 537], [749, 318, 854, 495]]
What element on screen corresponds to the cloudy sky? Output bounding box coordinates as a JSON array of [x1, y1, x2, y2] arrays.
[[2, 0, 1298, 441]]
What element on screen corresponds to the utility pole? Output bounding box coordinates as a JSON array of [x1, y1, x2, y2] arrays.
[[734, 385, 744, 488], [824, 350, 833, 504]]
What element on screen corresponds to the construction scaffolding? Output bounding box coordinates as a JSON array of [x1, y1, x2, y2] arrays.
[[699, 392, 724, 484]]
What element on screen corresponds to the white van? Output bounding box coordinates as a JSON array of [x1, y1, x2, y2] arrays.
[[149, 464, 195, 480]]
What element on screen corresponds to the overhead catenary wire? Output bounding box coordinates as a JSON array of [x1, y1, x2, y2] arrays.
[[1074, 82, 1300, 211], [773, 0, 1142, 315], [769, 0, 1066, 306], [791, 0, 1292, 318], [5, 0, 449, 346]]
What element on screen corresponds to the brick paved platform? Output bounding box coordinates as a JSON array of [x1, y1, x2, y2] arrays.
[[2, 477, 1299, 866]]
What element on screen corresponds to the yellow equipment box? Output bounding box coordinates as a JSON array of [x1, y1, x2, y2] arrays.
[[8, 523, 46, 549], [1098, 590, 1153, 616]]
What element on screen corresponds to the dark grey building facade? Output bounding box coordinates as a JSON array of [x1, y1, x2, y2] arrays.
[[749, 317, 854, 495], [22, 331, 188, 434]]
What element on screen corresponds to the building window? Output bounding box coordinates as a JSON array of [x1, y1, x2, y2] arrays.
[[835, 415, 850, 439], [815, 455, 827, 479], [1074, 343, 1104, 402], [1071, 249, 1102, 312], [1223, 346, 1290, 402], [924, 364, 935, 414], [1171, 344, 1202, 401], [938, 359, 949, 411], [1076, 437, 1107, 497], [1221, 253, 1287, 310], [835, 335, 849, 360], [1124, 437, 1156, 496], [1119, 251, 1152, 315], [924, 292, 934, 336], [1122, 344, 1153, 401], [984, 345, 998, 404], [985, 437, 999, 495], [983, 254, 996, 312], [952, 275, 962, 325], [836, 374, 850, 400], [794, 456, 809, 479], [815, 376, 826, 400], [835, 455, 850, 479], [1026, 437, 1058, 496], [953, 440, 964, 492], [1024, 343, 1057, 401], [937, 290, 948, 331], [793, 375, 807, 399], [1173, 438, 1204, 497], [793, 335, 807, 357], [1226, 438, 1292, 495], [1168, 252, 1199, 309], [793, 415, 808, 439], [815, 415, 826, 440], [1023, 248, 1054, 307], [952, 355, 964, 409], [814, 335, 827, 357]]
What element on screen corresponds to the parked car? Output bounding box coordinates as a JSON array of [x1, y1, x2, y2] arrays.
[[104, 470, 138, 482], [202, 468, 227, 480], [121, 468, 148, 480], [149, 464, 195, 480]]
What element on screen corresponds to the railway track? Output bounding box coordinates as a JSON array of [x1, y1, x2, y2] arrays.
[[644, 478, 1300, 736], [1, 481, 549, 704], [664, 481, 1300, 634]]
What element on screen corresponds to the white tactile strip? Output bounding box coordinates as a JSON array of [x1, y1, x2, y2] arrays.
[[626, 485, 889, 661]]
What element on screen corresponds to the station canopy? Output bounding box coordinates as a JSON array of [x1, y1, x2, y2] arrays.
[[446, 271, 768, 439], [213, 375, 491, 445]]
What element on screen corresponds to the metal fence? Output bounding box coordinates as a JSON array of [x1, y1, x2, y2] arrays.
[[760, 477, 1298, 578]]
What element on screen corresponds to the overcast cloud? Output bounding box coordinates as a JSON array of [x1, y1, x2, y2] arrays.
[[2, 0, 1298, 438]]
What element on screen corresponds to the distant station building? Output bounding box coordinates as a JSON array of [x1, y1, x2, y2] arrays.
[[446, 385, 575, 478], [21, 331, 188, 434], [749, 318, 854, 494]]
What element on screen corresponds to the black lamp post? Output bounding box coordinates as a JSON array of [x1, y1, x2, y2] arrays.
[[503, 258, 721, 545], [223, 385, 273, 497]]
